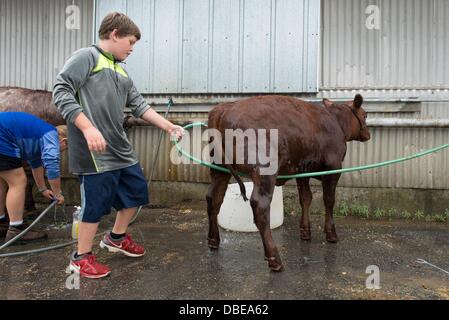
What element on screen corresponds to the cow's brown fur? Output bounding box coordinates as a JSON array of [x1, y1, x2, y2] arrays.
[[0, 87, 65, 125], [207, 94, 370, 271]]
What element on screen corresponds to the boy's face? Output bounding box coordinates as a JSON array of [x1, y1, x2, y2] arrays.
[[110, 30, 138, 61]]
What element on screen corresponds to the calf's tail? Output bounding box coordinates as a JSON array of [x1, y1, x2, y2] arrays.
[[224, 165, 248, 201]]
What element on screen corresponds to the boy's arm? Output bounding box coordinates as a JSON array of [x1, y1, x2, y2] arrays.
[[127, 84, 184, 140], [31, 167, 64, 204], [140, 108, 184, 140], [39, 131, 60, 182], [32, 131, 64, 204]]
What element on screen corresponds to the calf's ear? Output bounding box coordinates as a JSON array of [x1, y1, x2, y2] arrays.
[[323, 98, 333, 108], [354, 94, 363, 109]]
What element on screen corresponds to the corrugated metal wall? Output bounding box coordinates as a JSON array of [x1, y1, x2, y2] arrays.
[[341, 125, 449, 189], [129, 112, 210, 183], [94, 0, 320, 94], [126, 0, 449, 190], [321, 0, 449, 90], [1, 0, 448, 190], [317, 0, 449, 189], [0, 0, 93, 91]]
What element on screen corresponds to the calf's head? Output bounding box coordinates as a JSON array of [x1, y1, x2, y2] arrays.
[[323, 94, 371, 142]]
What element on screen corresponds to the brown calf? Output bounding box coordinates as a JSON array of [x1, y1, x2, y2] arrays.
[[206, 94, 370, 271]]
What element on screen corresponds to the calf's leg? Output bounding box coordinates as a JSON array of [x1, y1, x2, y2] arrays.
[[297, 178, 312, 240], [206, 170, 231, 249], [250, 174, 283, 271], [322, 174, 340, 243]]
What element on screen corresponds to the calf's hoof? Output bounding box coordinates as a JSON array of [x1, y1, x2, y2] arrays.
[[325, 232, 338, 243], [207, 237, 220, 249], [300, 228, 311, 241], [265, 256, 284, 272]]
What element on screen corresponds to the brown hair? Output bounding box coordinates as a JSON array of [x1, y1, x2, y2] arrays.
[[98, 12, 141, 41], [56, 125, 68, 140]]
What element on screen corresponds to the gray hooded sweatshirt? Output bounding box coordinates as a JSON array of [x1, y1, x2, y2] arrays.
[[53, 45, 151, 174]]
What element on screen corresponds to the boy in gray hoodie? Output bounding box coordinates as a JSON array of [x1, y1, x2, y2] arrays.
[[53, 12, 184, 279]]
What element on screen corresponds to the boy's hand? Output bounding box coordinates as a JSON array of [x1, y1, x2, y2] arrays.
[[41, 189, 55, 201], [41, 190, 64, 205], [82, 127, 107, 153], [168, 125, 185, 141], [54, 194, 65, 205]]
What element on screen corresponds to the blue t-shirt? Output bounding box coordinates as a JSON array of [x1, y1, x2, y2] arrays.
[[0, 112, 60, 179]]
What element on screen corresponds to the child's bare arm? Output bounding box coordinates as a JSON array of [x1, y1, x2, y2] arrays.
[[126, 83, 184, 140], [140, 108, 184, 140]]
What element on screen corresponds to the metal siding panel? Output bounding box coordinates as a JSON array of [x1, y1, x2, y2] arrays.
[[47, 0, 93, 91], [152, 0, 182, 93], [125, 0, 151, 92], [0, 1, 4, 85], [339, 126, 449, 189], [36, 0, 47, 89], [47, 0, 59, 91], [434, 0, 449, 87], [0, 0, 92, 90], [241, 0, 271, 92], [2, 0, 37, 88], [20, 0, 28, 88], [305, 0, 320, 92], [273, 0, 304, 92], [9, 0, 16, 86], [181, 0, 210, 93], [95, 0, 320, 94], [211, 0, 240, 92], [421, 102, 449, 119], [321, 0, 449, 90]]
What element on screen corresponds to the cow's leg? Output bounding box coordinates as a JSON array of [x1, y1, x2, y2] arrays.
[[296, 178, 312, 240], [206, 170, 231, 249], [25, 176, 36, 213], [250, 174, 283, 271], [23, 164, 37, 214], [322, 174, 340, 243], [0, 178, 7, 217]]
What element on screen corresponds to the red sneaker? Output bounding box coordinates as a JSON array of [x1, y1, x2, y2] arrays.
[[69, 253, 111, 279], [100, 233, 145, 257]]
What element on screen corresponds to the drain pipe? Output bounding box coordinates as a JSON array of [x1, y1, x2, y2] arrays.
[[367, 118, 449, 127], [127, 117, 449, 129]]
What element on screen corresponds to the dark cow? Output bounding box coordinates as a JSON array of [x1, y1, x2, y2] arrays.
[[0, 87, 65, 125], [0, 87, 65, 212], [206, 94, 370, 271]]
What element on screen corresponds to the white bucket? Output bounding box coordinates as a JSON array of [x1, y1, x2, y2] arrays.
[[218, 182, 284, 232]]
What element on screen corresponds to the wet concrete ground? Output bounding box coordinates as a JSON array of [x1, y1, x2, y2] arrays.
[[0, 202, 448, 300]]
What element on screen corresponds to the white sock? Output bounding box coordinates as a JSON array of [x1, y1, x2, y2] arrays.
[[0, 215, 5, 220], [10, 220, 23, 227]]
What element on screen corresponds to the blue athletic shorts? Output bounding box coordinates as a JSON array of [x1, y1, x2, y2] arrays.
[[77, 163, 149, 223]]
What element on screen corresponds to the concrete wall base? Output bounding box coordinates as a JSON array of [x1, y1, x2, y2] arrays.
[[38, 179, 449, 217]]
